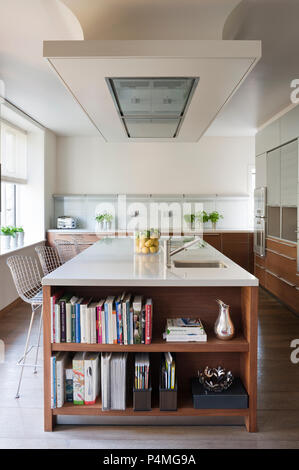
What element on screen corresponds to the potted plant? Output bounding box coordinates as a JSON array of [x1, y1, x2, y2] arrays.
[[184, 214, 195, 230], [10, 227, 18, 248], [16, 227, 24, 246], [95, 213, 105, 231], [1, 226, 14, 249], [209, 211, 223, 230], [103, 212, 113, 231], [195, 210, 209, 224]]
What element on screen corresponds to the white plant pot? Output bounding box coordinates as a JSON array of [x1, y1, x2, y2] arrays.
[[10, 236, 18, 249], [96, 222, 104, 233], [2, 235, 11, 249], [17, 232, 24, 246], [212, 222, 217, 230]]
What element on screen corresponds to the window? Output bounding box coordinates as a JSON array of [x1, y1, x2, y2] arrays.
[[1, 120, 27, 228]]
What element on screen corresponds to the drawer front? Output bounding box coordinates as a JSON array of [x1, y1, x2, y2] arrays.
[[266, 249, 297, 285], [222, 233, 249, 245], [254, 264, 265, 286], [255, 254, 266, 268], [266, 237, 297, 259], [265, 270, 299, 313], [203, 234, 222, 251]]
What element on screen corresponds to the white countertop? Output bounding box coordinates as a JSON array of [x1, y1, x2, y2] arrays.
[[43, 237, 258, 287]]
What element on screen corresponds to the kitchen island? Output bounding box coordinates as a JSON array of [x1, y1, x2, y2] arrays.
[[43, 237, 258, 432]]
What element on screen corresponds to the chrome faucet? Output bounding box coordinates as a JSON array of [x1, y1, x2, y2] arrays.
[[164, 237, 202, 268]]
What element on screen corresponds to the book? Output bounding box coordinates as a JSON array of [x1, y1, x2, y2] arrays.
[[101, 353, 112, 410], [50, 354, 58, 408], [164, 334, 207, 342], [59, 294, 72, 343], [162, 352, 176, 390], [96, 299, 105, 344], [65, 360, 73, 403], [135, 353, 150, 390], [73, 352, 85, 405], [56, 352, 69, 408], [50, 290, 63, 343], [80, 298, 92, 344], [141, 306, 146, 344], [129, 306, 134, 345], [69, 296, 79, 343], [166, 318, 205, 333], [105, 296, 115, 345], [86, 301, 98, 344], [75, 298, 84, 343], [145, 298, 153, 345], [122, 293, 131, 345], [84, 352, 100, 405], [133, 296, 143, 344]]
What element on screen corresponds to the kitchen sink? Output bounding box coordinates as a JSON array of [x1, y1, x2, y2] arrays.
[[173, 260, 227, 268]]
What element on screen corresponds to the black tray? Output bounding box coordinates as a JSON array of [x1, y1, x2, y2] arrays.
[[192, 377, 248, 409]]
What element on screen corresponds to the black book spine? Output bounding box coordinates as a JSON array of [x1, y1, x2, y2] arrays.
[[60, 301, 66, 343]]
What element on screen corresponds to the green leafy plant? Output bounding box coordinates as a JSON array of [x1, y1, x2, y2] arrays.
[[184, 214, 195, 224], [16, 227, 24, 233], [104, 213, 113, 223], [195, 210, 209, 224], [209, 211, 223, 224], [95, 214, 105, 223], [1, 226, 14, 236]]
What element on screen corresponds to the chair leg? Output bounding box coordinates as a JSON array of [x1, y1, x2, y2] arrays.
[[15, 306, 36, 399], [33, 306, 43, 374]]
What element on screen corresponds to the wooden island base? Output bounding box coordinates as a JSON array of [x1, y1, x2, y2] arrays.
[[43, 285, 258, 432]]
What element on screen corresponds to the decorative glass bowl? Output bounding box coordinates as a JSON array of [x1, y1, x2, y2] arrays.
[[135, 230, 160, 255], [198, 366, 234, 393]]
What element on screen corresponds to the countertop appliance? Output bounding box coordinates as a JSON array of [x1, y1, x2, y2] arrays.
[[254, 187, 267, 257], [57, 216, 77, 229]]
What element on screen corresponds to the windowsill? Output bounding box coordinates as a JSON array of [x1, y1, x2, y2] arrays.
[[0, 238, 45, 257]]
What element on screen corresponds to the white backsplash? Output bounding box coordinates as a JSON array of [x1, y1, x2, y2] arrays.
[[53, 194, 252, 231]]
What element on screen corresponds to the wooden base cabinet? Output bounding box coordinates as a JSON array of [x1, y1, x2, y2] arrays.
[[43, 285, 258, 433], [254, 237, 299, 314]]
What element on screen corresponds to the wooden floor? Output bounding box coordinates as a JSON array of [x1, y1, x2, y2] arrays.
[[0, 287, 299, 449]]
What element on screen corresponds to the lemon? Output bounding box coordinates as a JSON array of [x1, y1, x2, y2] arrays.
[[150, 246, 158, 253], [145, 239, 154, 247], [142, 247, 150, 254]]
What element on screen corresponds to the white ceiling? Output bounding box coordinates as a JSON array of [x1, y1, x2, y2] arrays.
[[1, 0, 299, 137]]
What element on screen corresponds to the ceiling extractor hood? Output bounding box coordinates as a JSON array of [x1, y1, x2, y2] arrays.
[[43, 40, 261, 142], [106, 77, 199, 138]]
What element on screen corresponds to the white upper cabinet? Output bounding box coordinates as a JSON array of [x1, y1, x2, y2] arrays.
[[267, 148, 281, 206], [281, 140, 298, 206], [280, 105, 299, 144], [256, 119, 280, 156], [255, 153, 267, 188]]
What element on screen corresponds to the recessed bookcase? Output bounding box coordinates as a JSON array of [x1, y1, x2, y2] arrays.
[[43, 285, 258, 432]]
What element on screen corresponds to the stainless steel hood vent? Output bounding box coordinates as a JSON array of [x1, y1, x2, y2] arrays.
[[106, 77, 199, 138]]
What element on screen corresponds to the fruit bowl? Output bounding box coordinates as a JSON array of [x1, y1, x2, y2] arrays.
[[198, 366, 234, 393], [135, 229, 160, 255]]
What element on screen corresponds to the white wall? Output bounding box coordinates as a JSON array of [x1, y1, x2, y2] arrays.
[[56, 136, 255, 195], [44, 129, 57, 231]]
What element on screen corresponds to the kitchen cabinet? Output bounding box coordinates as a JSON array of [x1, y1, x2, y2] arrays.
[[255, 153, 267, 188], [202, 233, 222, 251], [280, 105, 299, 144], [267, 148, 281, 206], [281, 140, 298, 206], [255, 119, 280, 156]]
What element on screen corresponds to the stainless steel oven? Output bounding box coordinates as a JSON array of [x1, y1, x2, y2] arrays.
[[254, 187, 267, 257]]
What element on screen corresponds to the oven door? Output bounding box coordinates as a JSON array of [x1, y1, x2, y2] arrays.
[[254, 217, 266, 257]]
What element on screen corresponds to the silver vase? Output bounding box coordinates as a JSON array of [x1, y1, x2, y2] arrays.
[[214, 299, 235, 340]]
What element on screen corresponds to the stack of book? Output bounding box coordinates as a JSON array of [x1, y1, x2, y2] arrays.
[[134, 353, 150, 390], [161, 352, 176, 389], [101, 353, 128, 410], [50, 352, 100, 408], [50, 292, 153, 345], [164, 318, 207, 342]]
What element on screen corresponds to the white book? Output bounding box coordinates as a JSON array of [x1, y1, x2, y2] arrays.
[[105, 297, 115, 345], [50, 356, 56, 409], [55, 302, 60, 343], [88, 302, 99, 344], [50, 296, 54, 343], [84, 352, 100, 405], [166, 334, 207, 342], [56, 352, 69, 408], [101, 353, 112, 410], [122, 298, 127, 345], [66, 302, 72, 343]]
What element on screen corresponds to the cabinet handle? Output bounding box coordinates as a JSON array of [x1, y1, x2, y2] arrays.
[[266, 248, 296, 261], [255, 263, 265, 270], [266, 269, 280, 279], [279, 277, 296, 288]]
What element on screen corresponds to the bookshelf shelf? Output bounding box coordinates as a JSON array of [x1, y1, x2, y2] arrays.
[[51, 334, 249, 353], [43, 284, 258, 433], [53, 396, 249, 417]]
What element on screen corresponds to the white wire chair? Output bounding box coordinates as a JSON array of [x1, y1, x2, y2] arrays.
[[54, 239, 78, 263], [72, 236, 93, 254], [35, 245, 62, 275], [6, 256, 43, 398]]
